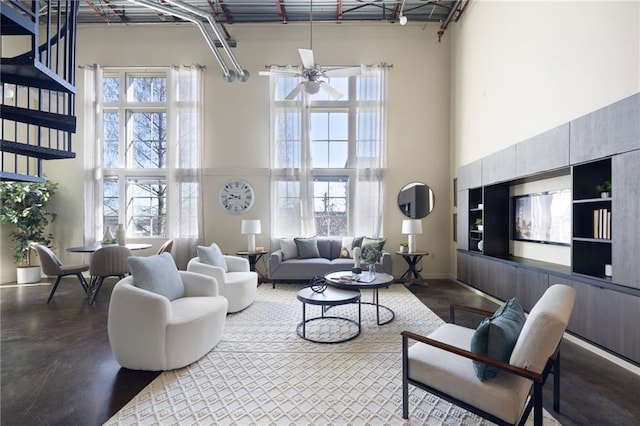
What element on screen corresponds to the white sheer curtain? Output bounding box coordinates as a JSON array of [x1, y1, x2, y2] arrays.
[[166, 65, 204, 269], [269, 72, 316, 238], [82, 65, 203, 268], [353, 65, 388, 238], [82, 64, 103, 246], [269, 65, 388, 240]]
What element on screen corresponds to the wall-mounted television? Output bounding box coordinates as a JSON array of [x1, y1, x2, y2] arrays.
[[513, 189, 571, 246]]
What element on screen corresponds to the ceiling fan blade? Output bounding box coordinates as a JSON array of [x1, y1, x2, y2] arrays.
[[318, 81, 344, 100], [285, 83, 305, 100], [324, 66, 362, 78], [259, 69, 300, 77], [298, 48, 315, 69]]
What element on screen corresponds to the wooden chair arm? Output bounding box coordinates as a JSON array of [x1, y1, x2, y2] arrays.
[[401, 330, 543, 382], [449, 303, 495, 323]]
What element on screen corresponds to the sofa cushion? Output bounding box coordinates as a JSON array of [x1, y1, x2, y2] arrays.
[[197, 243, 228, 272], [470, 298, 526, 381], [295, 236, 320, 258], [360, 237, 386, 264], [339, 236, 364, 258], [280, 237, 299, 260], [127, 252, 184, 301]]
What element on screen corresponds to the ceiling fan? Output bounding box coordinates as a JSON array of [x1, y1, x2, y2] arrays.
[[259, 1, 361, 100]]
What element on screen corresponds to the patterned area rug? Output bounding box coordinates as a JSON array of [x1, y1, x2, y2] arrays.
[[105, 284, 559, 425]]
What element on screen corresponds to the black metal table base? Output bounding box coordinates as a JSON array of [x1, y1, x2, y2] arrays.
[[297, 301, 361, 344]]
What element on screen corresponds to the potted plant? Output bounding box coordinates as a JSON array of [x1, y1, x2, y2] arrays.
[[595, 180, 612, 198], [0, 180, 58, 283], [399, 242, 409, 253], [475, 218, 483, 231]]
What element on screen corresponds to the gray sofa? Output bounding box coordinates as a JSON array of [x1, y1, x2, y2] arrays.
[[268, 236, 392, 288]]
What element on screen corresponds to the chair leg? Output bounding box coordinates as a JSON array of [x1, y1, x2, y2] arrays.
[[89, 276, 105, 305], [533, 382, 543, 426], [402, 335, 409, 419], [553, 351, 561, 412], [76, 273, 89, 294], [46, 276, 63, 303]]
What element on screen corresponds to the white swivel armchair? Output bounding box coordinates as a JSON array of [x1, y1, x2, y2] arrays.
[[108, 268, 228, 371], [187, 245, 257, 313]]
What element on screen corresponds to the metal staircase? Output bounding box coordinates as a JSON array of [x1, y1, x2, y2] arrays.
[[0, 0, 79, 182]]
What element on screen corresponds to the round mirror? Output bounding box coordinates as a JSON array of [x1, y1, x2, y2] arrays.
[[397, 182, 435, 219]]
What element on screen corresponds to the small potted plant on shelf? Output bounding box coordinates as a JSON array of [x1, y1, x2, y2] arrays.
[[595, 180, 612, 198], [475, 218, 483, 231], [399, 242, 408, 253], [0, 180, 58, 284]]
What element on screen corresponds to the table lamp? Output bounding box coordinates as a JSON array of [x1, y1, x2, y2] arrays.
[[402, 219, 422, 253], [241, 219, 261, 252]]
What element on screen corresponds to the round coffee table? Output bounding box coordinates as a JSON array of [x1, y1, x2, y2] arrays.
[[296, 286, 361, 344], [324, 271, 396, 326]]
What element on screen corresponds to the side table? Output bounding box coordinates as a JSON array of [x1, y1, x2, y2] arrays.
[[396, 251, 429, 284], [236, 250, 268, 283]]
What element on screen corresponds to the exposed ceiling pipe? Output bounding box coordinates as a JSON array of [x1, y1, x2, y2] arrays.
[[127, 0, 236, 82], [163, 0, 249, 82]]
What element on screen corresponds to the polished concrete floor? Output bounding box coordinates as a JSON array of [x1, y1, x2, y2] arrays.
[[1, 277, 638, 425]]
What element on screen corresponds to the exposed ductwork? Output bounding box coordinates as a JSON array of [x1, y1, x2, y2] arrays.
[[127, 0, 248, 83], [163, 0, 249, 82]]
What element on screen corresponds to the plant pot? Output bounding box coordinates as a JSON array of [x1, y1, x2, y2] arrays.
[[17, 266, 41, 284], [600, 192, 610, 199], [477, 225, 484, 232], [399, 246, 408, 253]]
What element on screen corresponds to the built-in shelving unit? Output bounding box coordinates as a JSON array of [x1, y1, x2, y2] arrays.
[[572, 158, 612, 278], [456, 93, 640, 365], [468, 188, 483, 252]]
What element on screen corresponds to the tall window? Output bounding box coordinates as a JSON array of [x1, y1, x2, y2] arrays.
[[102, 72, 169, 237], [269, 66, 388, 238], [84, 65, 203, 270]]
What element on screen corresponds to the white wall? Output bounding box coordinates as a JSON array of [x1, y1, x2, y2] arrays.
[[449, 0, 640, 274], [1, 22, 453, 283]]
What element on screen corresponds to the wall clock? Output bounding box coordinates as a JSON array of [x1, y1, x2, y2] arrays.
[[219, 179, 255, 215]]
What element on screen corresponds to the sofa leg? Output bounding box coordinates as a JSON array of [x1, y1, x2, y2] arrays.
[[553, 351, 561, 412]]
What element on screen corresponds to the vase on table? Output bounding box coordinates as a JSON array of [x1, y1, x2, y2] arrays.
[[116, 224, 127, 246], [103, 227, 114, 243]]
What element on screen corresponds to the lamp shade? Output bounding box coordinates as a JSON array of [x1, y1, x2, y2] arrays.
[[241, 219, 262, 235], [402, 219, 422, 235]]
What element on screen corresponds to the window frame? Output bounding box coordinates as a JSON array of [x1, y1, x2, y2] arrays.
[[101, 69, 173, 239]]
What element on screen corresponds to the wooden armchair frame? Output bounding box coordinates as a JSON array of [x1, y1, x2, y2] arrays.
[[402, 303, 561, 426]]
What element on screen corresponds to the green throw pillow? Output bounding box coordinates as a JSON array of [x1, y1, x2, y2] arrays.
[[360, 237, 385, 264], [470, 298, 526, 381], [294, 236, 320, 259]]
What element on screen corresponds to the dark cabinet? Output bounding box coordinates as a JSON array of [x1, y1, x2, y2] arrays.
[[552, 275, 640, 363], [612, 150, 640, 289]]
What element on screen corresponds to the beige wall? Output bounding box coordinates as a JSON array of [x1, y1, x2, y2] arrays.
[[1, 22, 452, 283], [449, 0, 640, 273]]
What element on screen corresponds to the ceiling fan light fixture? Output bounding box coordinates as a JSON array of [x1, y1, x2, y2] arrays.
[[399, 15, 408, 25], [304, 80, 320, 95]]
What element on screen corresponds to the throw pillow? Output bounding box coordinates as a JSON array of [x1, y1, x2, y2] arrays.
[[295, 236, 320, 259], [197, 243, 228, 272], [470, 298, 526, 381], [339, 236, 364, 258], [360, 237, 386, 264], [280, 237, 299, 260], [127, 252, 184, 301]]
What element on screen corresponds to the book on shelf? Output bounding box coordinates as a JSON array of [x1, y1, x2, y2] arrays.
[[593, 208, 611, 240]]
